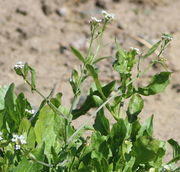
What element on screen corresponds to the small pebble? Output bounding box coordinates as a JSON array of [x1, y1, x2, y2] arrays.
[[95, 0, 106, 9], [56, 8, 68, 17]]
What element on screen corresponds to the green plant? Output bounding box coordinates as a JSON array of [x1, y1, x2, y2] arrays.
[[0, 11, 179, 172]]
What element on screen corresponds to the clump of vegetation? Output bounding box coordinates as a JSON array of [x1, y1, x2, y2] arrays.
[[0, 11, 179, 172]]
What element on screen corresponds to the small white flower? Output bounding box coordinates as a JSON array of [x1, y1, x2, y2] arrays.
[[12, 134, 19, 143], [130, 47, 141, 55], [90, 16, 102, 23], [14, 61, 24, 69], [25, 109, 35, 114], [12, 134, 26, 145], [15, 144, 21, 150], [163, 165, 171, 170], [0, 132, 3, 141], [161, 33, 173, 41], [19, 135, 26, 145], [102, 10, 115, 20]]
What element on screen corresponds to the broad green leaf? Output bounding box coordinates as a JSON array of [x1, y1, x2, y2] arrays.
[[31, 99, 46, 126], [137, 115, 154, 138], [4, 83, 19, 129], [127, 94, 144, 123], [50, 92, 62, 108], [93, 109, 110, 136], [110, 119, 127, 155], [138, 72, 171, 96], [0, 85, 9, 110], [13, 143, 45, 172], [123, 157, 135, 172], [72, 81, 116, 119], [27, 127, 36, 149], [91, 132, 110, 160], [71, 46, 85, 64], [16, 93, 31, 121], [92, 95, 103, 106], [133, 136, 166, 167], [34, 106, 64, 158], [142, 40, 161, 58], [168, 139, 180, 158], [19, 117, 31, 133], [130, 120, 141, 142]]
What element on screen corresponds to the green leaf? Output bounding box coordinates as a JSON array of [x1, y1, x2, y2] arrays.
[[34, 106, 64, 159], [13, 143, 45, 172], [4, 83, 19, 129], [167, 155, 180, 164], [50, 92, 62, 108], [23, 63, 29, 79], [93, 109, 110, 136], [138, 72, 171, 96], [0, 85, 9, 110], [87, 64, 106, 100], [142, 40, 161, 58], [72, 81, 115, 119], [16, 93, 31, 120], [168, 139, 180, 158], [28, 66, 36, 91], [127, 94, 144, 123], [137, 115, 154, 138], [93, 56, 111, 64], [110, 119, 127, 155], [132, 136, 164, 166], [71, 46, 85, 64], [91, 132, 110, 160], [70, 69, 80, 94], [123, 157, 135, 172]]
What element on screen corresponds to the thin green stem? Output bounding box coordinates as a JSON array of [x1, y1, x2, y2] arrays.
[[24, 79, 69, 120], [67, 92, 118, 145], [94, 22, 107, 59]]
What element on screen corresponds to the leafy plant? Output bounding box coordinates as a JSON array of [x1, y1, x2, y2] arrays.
[[0, 11, 179, 172]]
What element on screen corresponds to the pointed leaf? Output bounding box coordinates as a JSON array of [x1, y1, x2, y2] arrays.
[[168, 139, 180, 158], [0, 85, 9, 110], [93, 56, 111, 64], [93, 109, 110, 136], [138, 72, 171, 96], [127, 94, 144, 123], [142, 40, 161, 58], [86, 64, 106, 100], [71, 46, 85, 64]]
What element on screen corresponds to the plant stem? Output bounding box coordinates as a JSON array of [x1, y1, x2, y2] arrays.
[[67, 92, 119, 145], [24, 79, 69, 120]]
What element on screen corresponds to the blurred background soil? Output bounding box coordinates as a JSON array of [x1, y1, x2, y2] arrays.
[[0, 0, 180, 160]]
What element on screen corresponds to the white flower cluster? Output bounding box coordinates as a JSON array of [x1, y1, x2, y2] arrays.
[[14, 61, 24, 69], [0, 132, 3, 141], [25, 109, 35, 114], [161, 33, 173, 41], [90, 16, 102, 23], [130, 47, 141, 55], [102, 10, 115, 20], [12, 134, 26, 150], [163, 165, 171, 170], [90, 10, 115, 24]]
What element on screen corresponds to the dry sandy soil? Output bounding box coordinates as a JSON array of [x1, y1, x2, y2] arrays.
[[0, 0, 180, 160]]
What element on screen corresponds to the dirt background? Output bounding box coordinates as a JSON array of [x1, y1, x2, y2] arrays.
[[0, 0, 180, 160]]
